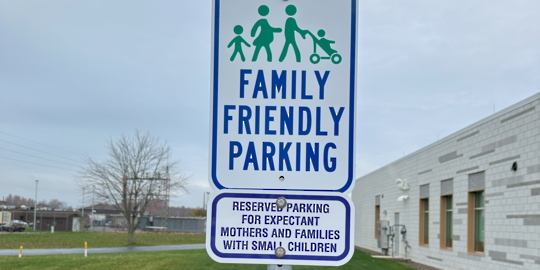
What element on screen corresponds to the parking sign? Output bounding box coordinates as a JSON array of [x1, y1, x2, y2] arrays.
[[210, 0, 358, 193], [206, 189, 355, 266]]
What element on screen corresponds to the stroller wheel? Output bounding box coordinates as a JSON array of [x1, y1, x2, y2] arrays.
[[310, 54, 320, 64], [331, 54, 342, 64]]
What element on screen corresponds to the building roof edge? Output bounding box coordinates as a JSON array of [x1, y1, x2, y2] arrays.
[[356, 92, 540, 182]]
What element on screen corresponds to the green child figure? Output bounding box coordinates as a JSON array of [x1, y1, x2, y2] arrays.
[[228, 25, 251, 62], [316, 29, 337, 56]]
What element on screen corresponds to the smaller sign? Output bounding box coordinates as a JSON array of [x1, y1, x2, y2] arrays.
[[206, 190, 355, 266]]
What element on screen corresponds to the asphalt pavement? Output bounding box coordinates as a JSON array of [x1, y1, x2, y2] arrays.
[[0, 243, 206, 256]]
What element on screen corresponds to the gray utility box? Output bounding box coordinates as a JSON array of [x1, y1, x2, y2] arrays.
[[377, 220, 390, 249], [0, 211, 10, 225]]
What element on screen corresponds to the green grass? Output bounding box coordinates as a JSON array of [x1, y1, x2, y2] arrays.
[[0, 249, 413, 270], [0, 231, 205, 249]]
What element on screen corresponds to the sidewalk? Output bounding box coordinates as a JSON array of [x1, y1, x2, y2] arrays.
[[0, 243, 205, 256]]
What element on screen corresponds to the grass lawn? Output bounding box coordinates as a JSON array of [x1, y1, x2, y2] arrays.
[[0, 249, 413, 270], [0, 231, 205, 249]]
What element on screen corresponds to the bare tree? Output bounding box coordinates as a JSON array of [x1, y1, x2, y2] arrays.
[[37, 199, 48, 208], [48, 199, 66, 209], [2, 194, 67, 209], [79, 130, 189, 244]]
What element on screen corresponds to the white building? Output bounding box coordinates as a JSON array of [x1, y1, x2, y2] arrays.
[[352, 93, 540, 270]]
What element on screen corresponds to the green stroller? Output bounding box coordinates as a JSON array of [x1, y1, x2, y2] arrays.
[[307, 30, 342, 64]]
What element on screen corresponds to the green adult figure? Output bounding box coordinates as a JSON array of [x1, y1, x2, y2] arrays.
[[251, 5, 282, 62], [279, 5, 308, 62]]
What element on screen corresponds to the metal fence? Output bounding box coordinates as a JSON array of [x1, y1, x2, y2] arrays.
[[139, 217, 206, 233]]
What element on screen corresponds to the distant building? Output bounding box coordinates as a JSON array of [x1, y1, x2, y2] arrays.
[[80, 203, 124, 228], [80, 203, 121, 215], [353, 93, 540, 270], [8, 209, 80, 231]]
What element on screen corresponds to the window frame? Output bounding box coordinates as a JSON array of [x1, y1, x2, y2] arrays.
[[467, 190, 485, 255], [419, 198, 429, 246], [375, 205, 380, 239], [440, 195, 453, 250]]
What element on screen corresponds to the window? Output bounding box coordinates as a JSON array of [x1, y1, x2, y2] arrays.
[[424, 199, 429, 245], [474, 191, 484, 252], [375, 205, 380, 239], [468, 190, 484, 254], [440, 195, 453, 249], [419, 198, 429, 246]]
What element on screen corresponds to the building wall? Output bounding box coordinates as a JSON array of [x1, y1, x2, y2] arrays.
[[352, 93, 540, 270]]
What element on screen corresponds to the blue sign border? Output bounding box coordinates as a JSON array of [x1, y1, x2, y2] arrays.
[[211, 0, 357, 192], [209, 192, 352, 261]]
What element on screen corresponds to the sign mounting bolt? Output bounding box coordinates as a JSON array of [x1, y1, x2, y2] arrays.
[[279, 176, 285, 181], [275, 246, 286, 258], [276, 197, 287, 209]]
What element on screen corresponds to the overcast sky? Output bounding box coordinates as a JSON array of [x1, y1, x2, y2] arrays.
[[0, 0, 538, 209]]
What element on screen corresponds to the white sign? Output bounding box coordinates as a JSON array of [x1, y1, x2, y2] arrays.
[[210, 0, 358, 193], [205, 190, 355, 266]]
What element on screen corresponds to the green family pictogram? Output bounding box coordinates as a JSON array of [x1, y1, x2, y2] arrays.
[[228, 4, 342, 64]]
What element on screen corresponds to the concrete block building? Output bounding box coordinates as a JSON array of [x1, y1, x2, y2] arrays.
[[352, 93, 540, 270]]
